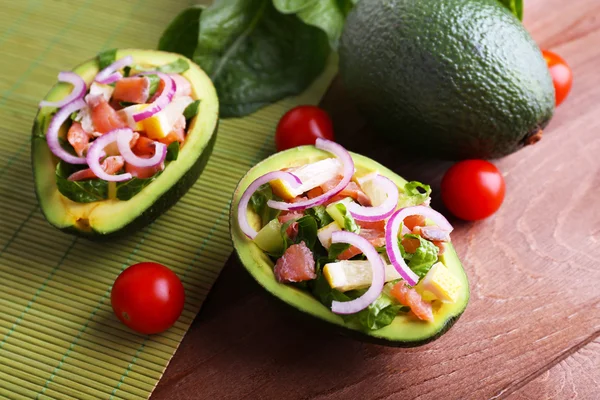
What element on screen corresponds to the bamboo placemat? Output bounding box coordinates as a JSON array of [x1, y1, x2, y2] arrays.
[[0, 1, 335, 399]]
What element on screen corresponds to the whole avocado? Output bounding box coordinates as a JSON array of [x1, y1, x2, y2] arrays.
[[339, 0, 555, 159]]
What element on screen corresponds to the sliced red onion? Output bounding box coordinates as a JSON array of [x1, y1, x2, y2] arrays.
[[46, 98, 88, 165], [330, 231, 385, 315], [386, 206, 454, 286], [347, 175, 398, 221], [95, 55, 133, 84], [116, 128, 167, 167], [86, 129, 132, 182], [267, 139, 354, 211], [238, 171, 302, 239], [39, 72, 87, 108], [132, 72, 176, 122]]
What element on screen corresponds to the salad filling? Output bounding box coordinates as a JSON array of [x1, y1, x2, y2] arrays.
[[238, 139, 464, 331], [40, 50, 201, 203]]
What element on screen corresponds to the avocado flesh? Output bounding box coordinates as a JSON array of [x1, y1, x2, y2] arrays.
[[339, 0, 555, 160], [31, 49, 219, 238], [230, 147, 470, 346]]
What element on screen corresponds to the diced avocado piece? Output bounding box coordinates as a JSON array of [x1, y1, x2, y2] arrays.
[[323, 260, 402, 292], [230, 146, 469, 347], [325, 198, 352, 229], [32, 49, 218, 238], [269, 157, 341, 200], [254, 219, 284, 254], [339, 0, 554, 159]]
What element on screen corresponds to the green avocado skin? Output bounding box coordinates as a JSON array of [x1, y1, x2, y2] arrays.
[[55, 129, 218, 240], [339, 0, 555, 159]]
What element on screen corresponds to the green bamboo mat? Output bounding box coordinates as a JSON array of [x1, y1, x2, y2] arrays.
[[0, 1, 336, 399]]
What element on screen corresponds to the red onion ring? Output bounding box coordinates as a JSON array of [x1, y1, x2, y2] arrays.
[[116, 128, 167, 167], [86, 129, 132, 182], [95, 55, 133, 84], [347, 175, 399, 221], [385, 206, 453, 286], [238, 171, 302, 239], [39, 71, 87, 108], [267, 139, 354, 211], [132, 72, 176, 123], [330, 231, 385, 314], [46, 98, 88, 165]]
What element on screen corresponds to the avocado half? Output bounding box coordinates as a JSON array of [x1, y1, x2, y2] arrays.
[[230, 146, 470, 347], [31, 49, 219, 239], [339, 0, 555, 160]]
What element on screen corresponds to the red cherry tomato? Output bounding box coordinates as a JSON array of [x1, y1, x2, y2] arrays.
[[111, 262, 185, 334], [441, 160, 505, 221], [542, 50, 573, 107], [275, 105, 334, 151]]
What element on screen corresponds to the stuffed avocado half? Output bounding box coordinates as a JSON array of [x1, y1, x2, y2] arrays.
[[32, 49, 219, 238], [230, 143, 469, 347]]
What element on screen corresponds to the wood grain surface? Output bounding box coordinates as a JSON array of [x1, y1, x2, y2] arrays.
[[153, 0, 600, 398]]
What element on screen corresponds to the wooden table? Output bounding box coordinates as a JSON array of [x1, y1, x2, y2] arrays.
[[154, 0, 600, 398]]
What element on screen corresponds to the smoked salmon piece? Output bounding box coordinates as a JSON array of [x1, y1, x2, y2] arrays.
[[88, 95, 128, 134], [67, 122, 91, 157], [67, 156, 125, 181], [112, 77, 149, 104], [391, 282, 434, 322], [274, 242, 316, 283]]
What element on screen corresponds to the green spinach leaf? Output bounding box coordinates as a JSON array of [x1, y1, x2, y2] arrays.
[[304, 205, 333, 228], [97, 48, 117, 70], [327, 242, 350, 260], [249, 183, 281, 227], [497, 0, 523, 20], [183, 100, 201, 120], [272, 0, 356, 49], [157, 58, 190, 74], [116, 174, 160, 201], [294, 215, 318, 249], [55, 162, 108, 203], [166, 141, 180, 161], [160, 0, 330, 118], [158, 5, 204, 59]]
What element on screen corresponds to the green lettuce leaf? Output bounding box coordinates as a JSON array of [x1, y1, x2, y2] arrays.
[[398, 181, 432, 207], [400, 234, 439, 278]]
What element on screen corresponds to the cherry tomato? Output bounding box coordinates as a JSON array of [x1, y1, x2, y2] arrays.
[[441, 160, 505, 221], [111, 262, 185, 334], [542, 50, 573, 107], [275, 105, 334, 151]]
